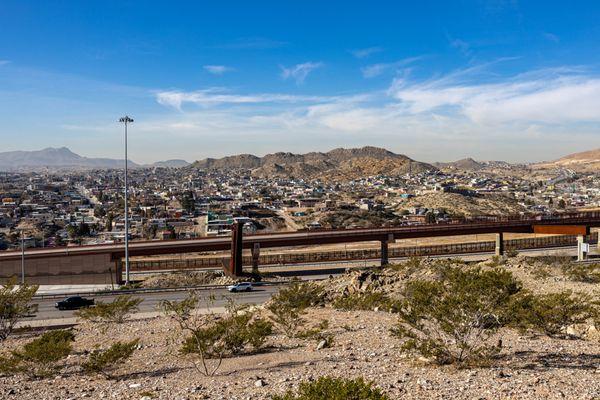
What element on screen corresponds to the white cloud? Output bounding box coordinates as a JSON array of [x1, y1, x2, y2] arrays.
[[361, 57, 423, 78], [155, 88, 336, 110], [0, 60, 10, 66], [280, 62, 323, 84], [390, 68, 600, 124], [350, 46, 383, 59], [203, 65, 234, 75]]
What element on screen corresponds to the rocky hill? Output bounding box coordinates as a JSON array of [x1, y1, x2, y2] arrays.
[[434, 157, 484, 171], [536, 148, 600, 171], [193, 146, 436, 180]]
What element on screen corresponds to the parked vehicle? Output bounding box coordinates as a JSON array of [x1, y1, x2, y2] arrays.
[[227, 282, 253, 292], [55, 296, 95, 310]]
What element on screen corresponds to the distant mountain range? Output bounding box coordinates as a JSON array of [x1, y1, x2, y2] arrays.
[[191, 146, 437, 180], [434, 158, 485, 171], [0, 147, 189, 171]]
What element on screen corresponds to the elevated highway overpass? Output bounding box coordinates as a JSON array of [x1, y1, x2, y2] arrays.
[[1, 212, 599, 284]]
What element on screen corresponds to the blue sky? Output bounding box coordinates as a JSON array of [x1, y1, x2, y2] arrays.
[[1, 1, 599, 163]]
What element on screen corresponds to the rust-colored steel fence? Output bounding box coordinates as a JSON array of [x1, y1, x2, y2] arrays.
[[129, 232, 598, 272]]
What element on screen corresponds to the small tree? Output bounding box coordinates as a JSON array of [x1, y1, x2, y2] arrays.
[[0, 278, 39, 341], [9, 330, 75, 378], [83, 339, 139, 379], [75, 295, 142, 329], [272, 376, 389, 400], [392, 266, 522, 366]]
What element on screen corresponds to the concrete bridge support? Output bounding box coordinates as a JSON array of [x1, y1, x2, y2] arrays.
[[577, 235, 588, 261], [381, 234, 394, 266], [495, 233, 504, 256]]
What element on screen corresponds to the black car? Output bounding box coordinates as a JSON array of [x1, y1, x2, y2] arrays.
[[55, 296, 94, 310]]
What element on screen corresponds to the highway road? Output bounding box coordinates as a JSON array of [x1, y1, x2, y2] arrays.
[[28, 285, 279, 322]]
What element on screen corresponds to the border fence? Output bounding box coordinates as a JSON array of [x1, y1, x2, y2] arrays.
[[129, 232, 598, 272]]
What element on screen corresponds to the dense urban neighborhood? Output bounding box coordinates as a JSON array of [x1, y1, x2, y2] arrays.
[[1, 146, 599, 251]]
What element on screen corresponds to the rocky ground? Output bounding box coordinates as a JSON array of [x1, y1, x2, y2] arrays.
[[1, 256, 599, 399]]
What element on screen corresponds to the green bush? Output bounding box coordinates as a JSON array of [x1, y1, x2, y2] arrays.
[[76, 295, 142, 327], [392, 266, 522, 367], [0, 278, 39, 341], [272, 376, 389, 400], [507, 290, 599, 337], [332, 291, 397, 312], [83, 339, 139, 378], [267, 281, 324, 337], [562, 263, 600, 283], [10, 329, 75, 378], [161, 293, 272, 376]]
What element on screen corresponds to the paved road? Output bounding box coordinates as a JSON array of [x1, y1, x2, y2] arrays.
[[28, 286, 279, 322]]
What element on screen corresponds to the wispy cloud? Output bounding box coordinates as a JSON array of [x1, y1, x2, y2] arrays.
[[350, 46, 383, 59], [361, 56, 424, 78], [280, 62, 323, 84], [155, 88, 334, 110], [0, 60, 10, 66], [203, 65, 235, 75], [449, 37, 472, 57], [543, 32, 560, 43], [390, 66, 600, 124], [212, 37, 287, 50]]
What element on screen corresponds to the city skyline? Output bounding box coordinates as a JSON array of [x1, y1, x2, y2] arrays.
[[1, 1, 600, 163]]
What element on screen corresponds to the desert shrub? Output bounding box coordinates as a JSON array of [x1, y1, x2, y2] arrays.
[[296, 319, 334, 347], [75, 295, 142, 327], [0, 278, 39, 341], [392, 266, 522, 367], [10, 329, 75, 378], [562, 263, 600, 283], [272, 376, 389, 400], [267, 281, 324, 337], [486, 255, 507, 267], [83, 338, 139, 378], [332, 291, 397, 312], [535, 254, 573, 267], [507, 290, 599, 338], [505, 249, 519, 258], [161, 292, 272, 376]]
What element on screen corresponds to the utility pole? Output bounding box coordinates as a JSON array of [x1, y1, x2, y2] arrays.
[[119, 116, 134, 285]]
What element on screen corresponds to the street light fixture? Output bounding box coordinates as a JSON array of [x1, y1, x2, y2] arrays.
[[119, 116, 134, 285]]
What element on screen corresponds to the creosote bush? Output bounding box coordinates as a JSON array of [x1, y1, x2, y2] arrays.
[[0, 278, 39, 341], [161, 292, 272, 376], [332, 291, 397, 313], [2, 329, 75, 378], [272, 376, 389, 400], [562, 263, 600, 284], [75, 295, 142, 327], [392, 265, 522, 367], [83, 338, 140, 379], [507, 290, 599, 338], [267, 281, 324, 337]]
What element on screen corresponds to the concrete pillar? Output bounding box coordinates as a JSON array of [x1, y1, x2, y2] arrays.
[[381, 234, 394, 266], [495, 232, 504, 256], [381, 240, 389, 266], [577, 235, 588, 261], [228, 222, 244, 276], [251, 243, 260, 274]]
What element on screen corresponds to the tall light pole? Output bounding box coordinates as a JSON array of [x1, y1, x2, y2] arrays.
[[20, 231, 25, 284], [119, 116, 134, 285]]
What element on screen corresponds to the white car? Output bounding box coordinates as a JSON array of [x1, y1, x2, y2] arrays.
[[227, 282, 253, 292]]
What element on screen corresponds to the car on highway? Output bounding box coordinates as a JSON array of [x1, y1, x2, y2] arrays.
[[227, 282, 253, 292], [55, 296, 95, 310]]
